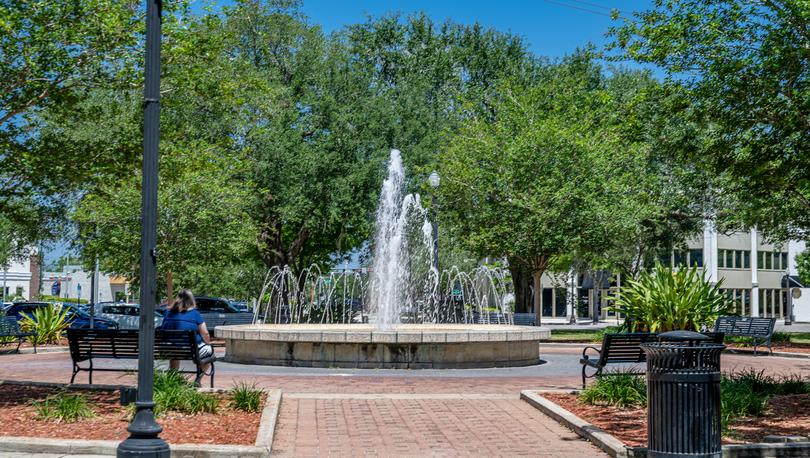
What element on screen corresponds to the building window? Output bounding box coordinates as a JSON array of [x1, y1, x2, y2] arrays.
[[742, 250, 751, 269], [757, 251, 789, 270], [689, 249, 703, 267], [721, 288, 751, 315], [719, 249, 752, 269], [759, 288, 786, 318]]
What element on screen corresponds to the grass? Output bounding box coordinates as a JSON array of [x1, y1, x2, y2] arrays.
[[229, 382, 263, 413], [579, 372, 647, 408], [152, 370, 219, 416], [547, 326, 622, 343], [32, 392, 95, 422]]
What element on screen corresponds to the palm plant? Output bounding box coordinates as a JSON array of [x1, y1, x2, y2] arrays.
[[19, 305, 70, 345], [609, 264, 731, 332]]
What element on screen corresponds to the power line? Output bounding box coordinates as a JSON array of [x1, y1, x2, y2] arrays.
[[541, 0, 618, 18], [566, 0, 615, 12]]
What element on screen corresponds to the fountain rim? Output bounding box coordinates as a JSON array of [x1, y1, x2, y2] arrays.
[[217, 323, 548, 344]]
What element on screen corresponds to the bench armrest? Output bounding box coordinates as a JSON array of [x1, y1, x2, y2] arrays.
[[581, 345, 601, 361]]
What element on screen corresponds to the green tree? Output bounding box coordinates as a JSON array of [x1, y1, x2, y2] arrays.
[[75, 147, 256, 299], [594, 68, 710, 279], [437, 53, 650, 325], [610, 0, 810, 241], [0, 1, 148, 246], [225, 1, 534, 271]]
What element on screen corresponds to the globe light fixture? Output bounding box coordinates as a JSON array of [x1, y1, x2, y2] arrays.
[[429, 170, 440, 188]]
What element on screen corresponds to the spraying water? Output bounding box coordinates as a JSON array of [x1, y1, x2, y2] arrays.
[[253, 149, 515, 327], [368, 149, 435, 329]]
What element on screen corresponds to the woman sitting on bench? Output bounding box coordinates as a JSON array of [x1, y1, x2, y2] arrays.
[[161, 289, 213, 371]]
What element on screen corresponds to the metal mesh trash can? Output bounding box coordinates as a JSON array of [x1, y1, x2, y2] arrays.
[[641, 331, 725, 458]]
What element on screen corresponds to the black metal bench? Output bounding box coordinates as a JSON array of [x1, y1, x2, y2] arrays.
[[580, 331, 726, 388], [714, 316, 776, 355], [579, 332, 658, 388], [67, 328, 216, 387], [473, 312, 536, 326], [0, 316, 37, 353]]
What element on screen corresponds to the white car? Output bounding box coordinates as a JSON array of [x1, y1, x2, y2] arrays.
[[93, 302, 163, 330]]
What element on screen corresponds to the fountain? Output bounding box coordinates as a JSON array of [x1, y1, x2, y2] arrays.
[[219, 149, 549, 368]]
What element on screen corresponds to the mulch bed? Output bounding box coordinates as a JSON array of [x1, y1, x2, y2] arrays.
[[0, 384, 262, 445], [541, 392, 810, 446]]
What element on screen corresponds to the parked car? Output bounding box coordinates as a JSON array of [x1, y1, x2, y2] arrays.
[[194, 296, 254, 332], [229, 300, 250, 313], [6, 302, 118, 329], [93, 302, 163, 330]]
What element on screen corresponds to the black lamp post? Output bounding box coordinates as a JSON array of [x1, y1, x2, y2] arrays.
[[117, 0, 168, 456], [428, 171, 442, 320]]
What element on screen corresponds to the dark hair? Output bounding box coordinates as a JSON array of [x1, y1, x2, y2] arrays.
[[171, 289, 196, 313]]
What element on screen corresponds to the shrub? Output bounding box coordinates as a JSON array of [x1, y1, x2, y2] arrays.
[[19, 305, 70, 345], [590, 325, 622, 343], [32, 392, 95, 422], [152, 370, 218, 416], [579, 372, 647, 408], [720, 370, 810, 432], [720, 371, 770, 431], [609, 264, 731, 332], [229, 382, 263, 412]]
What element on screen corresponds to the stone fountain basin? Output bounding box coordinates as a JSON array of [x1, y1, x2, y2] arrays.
[[218, 324, 549, 369]]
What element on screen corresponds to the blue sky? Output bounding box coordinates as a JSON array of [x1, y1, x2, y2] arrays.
[[45, 0, 658, 265], [297, 0, 652, 60]]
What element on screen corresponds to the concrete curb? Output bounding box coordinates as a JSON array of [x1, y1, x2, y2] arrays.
[[540, 341, 597, 348], [16, 345, 70, 354], [0, 379, 130, 391], [0, 437, 271, 457], [520, 390, 633, 458], [725, 347, 810, 359], [521, 390, 810, 458], [255, 389, 282, 448]]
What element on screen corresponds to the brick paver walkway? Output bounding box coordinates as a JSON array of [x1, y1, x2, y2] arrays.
[[272, 394, 604, 457]]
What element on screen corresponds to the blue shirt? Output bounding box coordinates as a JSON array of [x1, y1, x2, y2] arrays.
[[161, 309, 205, 344]]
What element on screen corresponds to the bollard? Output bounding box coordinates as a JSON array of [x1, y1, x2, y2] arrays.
[[642, 331, 725, 458]]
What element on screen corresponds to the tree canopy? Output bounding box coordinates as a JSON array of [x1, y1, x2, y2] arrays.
[[436, 53, 668, 323], [610, 0, 810, 241]]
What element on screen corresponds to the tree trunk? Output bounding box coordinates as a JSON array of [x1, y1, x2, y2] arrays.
[[166, 270, 174, 302], [533, 269, 544, 326], [508, 262, 533, 314]]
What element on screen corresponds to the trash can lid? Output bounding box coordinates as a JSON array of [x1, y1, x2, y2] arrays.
[[658, 330, 709, 341]]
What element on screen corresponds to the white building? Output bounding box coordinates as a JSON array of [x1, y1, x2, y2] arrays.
[[41, 264, 130, 303], [533, 224, 809, 322], [1, 252, 40, 301]]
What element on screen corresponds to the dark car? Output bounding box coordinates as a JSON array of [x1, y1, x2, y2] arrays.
[[229, 300, 249, 313], [6, 302, 118, 329], [195, 296, 241, 313]]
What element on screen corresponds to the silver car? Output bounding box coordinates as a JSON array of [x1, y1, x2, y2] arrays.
[[93, 302, 163, 330]]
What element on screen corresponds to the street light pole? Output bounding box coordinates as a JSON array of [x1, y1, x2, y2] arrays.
[[117, 0, 168, 456], [428, 171, 442, 321]]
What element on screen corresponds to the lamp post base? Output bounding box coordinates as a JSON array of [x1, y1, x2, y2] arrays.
[[117, 438, 170, 457], [117, 403, 169, 457]]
